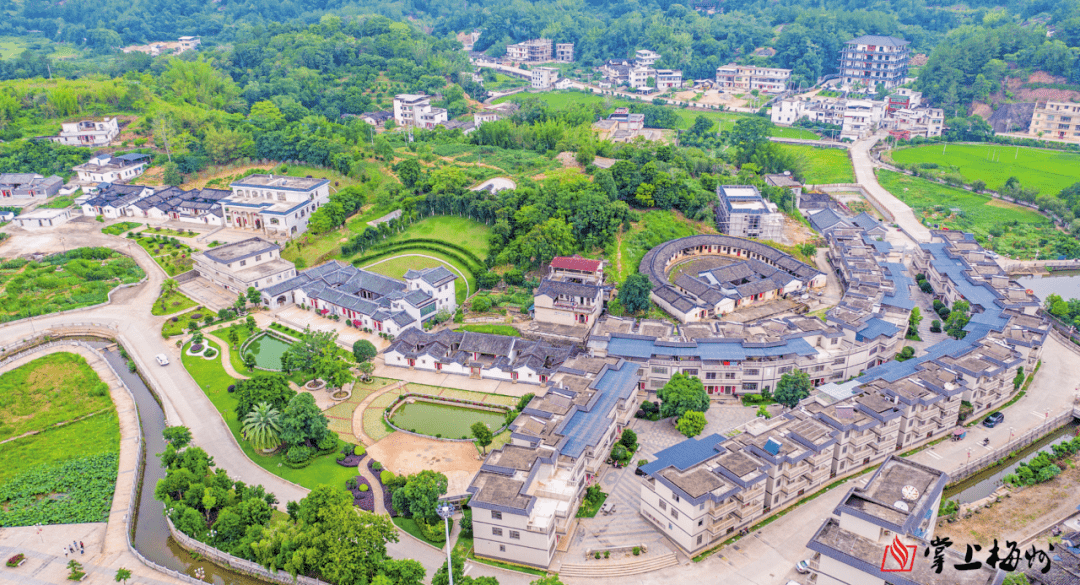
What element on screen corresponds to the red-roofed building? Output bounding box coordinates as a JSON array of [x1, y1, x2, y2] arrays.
[[535, 256, 606, 329], [548, 255, 603, 283]]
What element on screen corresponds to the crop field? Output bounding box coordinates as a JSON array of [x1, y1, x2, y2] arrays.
[[890, 144, 1080, 196], [777, 144, 855, 184], [0, 248, 145, 322], [0, 453, 119, 526], [877, 170, 1060, 259]]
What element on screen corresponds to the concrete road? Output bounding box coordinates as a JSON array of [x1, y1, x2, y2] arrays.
[[850, 134, 932, 241]]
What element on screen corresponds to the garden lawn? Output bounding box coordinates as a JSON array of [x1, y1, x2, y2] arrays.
[[101, 221, 142, 236], [360, 250, 474, 305], [771, 127, 821, 140], [392, 517, 443, 546], [386, 215, 491, 258], [0, 352, 112, 442], [132, 234, 196, 276], [454, 324, 520, 336], [777, 144, 855, 184], [0, 411, 119, 484], [180, 340, 354, 490], [161, 306, 205, 337], [140, 227, 199, 238], [890, 144, 1080, 196], [151, 289, 198, 316], [877, 170, 1058, 259]]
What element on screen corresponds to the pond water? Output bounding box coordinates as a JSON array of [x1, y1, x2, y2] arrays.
[[244, 333, 293, 371], [390, 400, 506, 440], [1015, 271, 1080, 303]]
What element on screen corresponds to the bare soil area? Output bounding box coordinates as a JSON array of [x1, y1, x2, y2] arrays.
[[366, 431, 483, 496]]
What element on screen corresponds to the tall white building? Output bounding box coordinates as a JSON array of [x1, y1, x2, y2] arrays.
[[393, 94, 448, 129], [223, 174, 330, 238], [715, 185, 784, 241], [839, 35, 911, 90], [715, 64, 791, 94]]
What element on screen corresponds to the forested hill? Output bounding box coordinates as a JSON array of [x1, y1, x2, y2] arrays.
[[5, 0, 1060, 87]]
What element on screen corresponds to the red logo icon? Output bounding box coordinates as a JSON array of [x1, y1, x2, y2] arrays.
[[881, 535, 917, 572]]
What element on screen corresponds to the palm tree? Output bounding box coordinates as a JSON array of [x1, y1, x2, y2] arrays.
[[242, 402, 282, 452]]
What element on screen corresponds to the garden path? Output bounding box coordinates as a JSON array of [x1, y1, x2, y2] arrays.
[[355, 461, 388, 515], [201, 331, 249, 380], [351, 379, 408, 445]]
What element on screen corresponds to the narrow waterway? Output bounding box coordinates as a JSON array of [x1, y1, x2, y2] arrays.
[[1015, 272, 1080, 303], [942, 422, 1078, 505], [100, 345, 267, 585]]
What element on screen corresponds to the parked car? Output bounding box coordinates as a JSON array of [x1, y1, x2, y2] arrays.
[[796, 560, 811, 574], [982, 412, 1004, 428], [155, 354, 169, 366]]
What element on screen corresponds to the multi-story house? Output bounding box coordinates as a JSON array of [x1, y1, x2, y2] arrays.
[[48, 118, 120, 147], [628, 67, 656, 89], [715, 185, 784, 241], [1028, 100, 1080, 142], [0, 174, 63, 204], [263, 260, 457, 335], [555, 43, 574, 62], [530, 67, 560, 90], [73, 152, 149, 184], [804, 389, 903, 476], [714, 64, 791, 93], [470, 357, 641, 567], [655, 69, 683, 90], [533, 255, 607, 327], [839, 35, 911, 89], [635, 49, 661, 67], [807, 456, 1004, 585], [506, 39, 552, 62], [193, 237, 297, 294], [222, 174, 330, 237], [392, 94, 448, 129]]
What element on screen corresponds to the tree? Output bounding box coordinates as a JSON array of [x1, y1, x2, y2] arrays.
[[619, 428, 637, 449], [619, 274, 653, 314], [246, 286, 261, 305], [471, 422, 493, 453], [391, 470, 448, 522], [395, 159, 423, 189], [677, 411, 707, 438], [162, 162, 182, 185], [656, 373, 709, 419], [907, 307, 922, 338], [279, 393, 330, 448], [374, 136, 394, 160], [729, 117, 772, 163], [575, 145, 595, 167], [282, 328, 340, 374], [161, 278, 178, 295], [930, 319, 942, 333], [228, 329, 240, 349], [234, 375, 296, 419], [234, 293, 246, 313], [945, 299, 971, 339], [352, 339, 378, 362], [774, 370, 812, 408], [114, 567, 132, 584], [245, 315, 256, 331], [1013, 367, 1025, 391], [1002, 573, 1031, 585], [243, 353, 257, 371], [242, 402, 283, 451], [162, 426, 193, 450]]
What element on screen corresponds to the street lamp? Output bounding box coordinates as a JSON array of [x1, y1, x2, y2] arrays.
[[437, 502, 455, 585]]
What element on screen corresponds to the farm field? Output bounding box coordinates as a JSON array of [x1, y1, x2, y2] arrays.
[[777, 144, 855, 184], [0, 352, 112, 442], [0, 248, 145, 322], [877, 170, 1061, 259], [890, 144, 1080, 196]]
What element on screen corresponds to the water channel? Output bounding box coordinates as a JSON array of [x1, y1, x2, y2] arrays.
[[1015, 271, 1080, 303], [942, 422, 1078, 505], [98, 343, 266, 585]]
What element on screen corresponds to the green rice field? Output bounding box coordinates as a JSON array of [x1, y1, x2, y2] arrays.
[[890, 144, 1080, 196], [778, 144, 855, 184]]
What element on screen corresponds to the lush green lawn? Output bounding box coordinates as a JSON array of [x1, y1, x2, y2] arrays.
[[772, 126, 822, 140], [386, 215, 491, 258], [777, 144, 855, 184], [0, 352, 111, 442], [180, 339, 357, 491], [877, 170, 1059, 260], [454, 324, 521, 336], [0, 411, 119, 484], [151, 289, 198, 316], [360, 250, 474, 305], [392, 516, 444, 546], [101, 222, 142, 236], [161, 306, 205, 337], [890, 144, 1080, 196]]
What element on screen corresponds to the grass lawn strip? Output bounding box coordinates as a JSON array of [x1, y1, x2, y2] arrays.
[[392, 516, 443, 547], [776, 144, 855, 184], [0, 352, 113, 442], [890, 144, 1080, 195], [180, 339, 357, 490], [453, 324, 520, 336], [385, 215, 491, 258], [151, 289, 198, 316]]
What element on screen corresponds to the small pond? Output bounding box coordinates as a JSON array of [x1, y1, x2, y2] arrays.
[[391, 400, 506, 439], [244, 333, 293, 370]]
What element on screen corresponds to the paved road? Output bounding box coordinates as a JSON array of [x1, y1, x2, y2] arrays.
[[850, 134, 932, 241]]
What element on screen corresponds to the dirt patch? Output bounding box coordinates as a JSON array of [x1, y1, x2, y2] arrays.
[[935, 454, 1080, 551], [366, 432, 482, 496], [181, 164, 271, 190], [985, 198, 1033, 211], [783, 215, 816, 245]]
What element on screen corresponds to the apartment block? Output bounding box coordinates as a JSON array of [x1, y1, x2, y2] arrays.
[[506, 39, 552, 62], [1028, 100, 1080, 142], [530, 67, 560, 90], [715, 185, 784, 241], [839, 35, 910, 90], [469, 357, 641, 567], [393, 94, 448, 129], [714, 64, 791, 94], [655, 69, 683, 90], [555, 43, 574, 62]]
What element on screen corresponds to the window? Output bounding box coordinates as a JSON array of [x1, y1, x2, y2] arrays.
[[779, 366, 793, 374], [831, 338, 839, 345], [869, 347, 878, 355], [510, 531, 520, 540], [659, 501, 667, 511], [670, 509, 679, 519], [499, 545, 506, 552], [724, 372, 736, 380], [744, 368, 760, 376], [832, 358, 845, 365], [240, 260, 247, 267], [705, 372, 717, 380], [697, 535, 704, 545], [698, 519, 704, 527], [743, 383, 758, 391], [492, 528, 503, 536], [673, 494, 680, 502], [683, 369, 698, 376], [651, 366, 668, 375], [492, 511, 502, 520], [255, 255, 262, 262]]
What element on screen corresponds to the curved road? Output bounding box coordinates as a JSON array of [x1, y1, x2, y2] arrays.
[[850, 133, 932, 241]]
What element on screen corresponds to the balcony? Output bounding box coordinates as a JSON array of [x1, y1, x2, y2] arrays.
[[552, 300, 595, 313]]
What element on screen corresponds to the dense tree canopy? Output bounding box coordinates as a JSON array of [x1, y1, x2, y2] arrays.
[[657, 373, 710, 419]]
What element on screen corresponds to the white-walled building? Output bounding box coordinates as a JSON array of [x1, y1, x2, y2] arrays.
[[73, 152, 149, 184], [555, 43, 574, 62], [48, 118, 120, 147], [393, 94, 448, 129], [0, 174, 63, 204], [655, 69, 683, 90], [194, 238, 296, 294], [839, 35, 911, 90], [628, 67, 656, 89], [12, 207, 74, 229], [530, 67, 560, 90], [635, 49, 660, 67], [715, 185, 784, 241], [715, 64, 791, 93], [223, 174, 330, 238]]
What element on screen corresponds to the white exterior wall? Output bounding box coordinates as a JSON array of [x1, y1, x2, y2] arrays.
[[473, 508, 557, 568], [75, 162, 146, 184]]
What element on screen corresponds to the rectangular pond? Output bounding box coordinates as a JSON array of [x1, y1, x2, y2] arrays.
[[391, 400, 506, 440], [244, 333, 293, 370]]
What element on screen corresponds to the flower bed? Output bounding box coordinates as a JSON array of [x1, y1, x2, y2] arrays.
[[202, 347, 218, 359], [187, 343, 205, 356], [305, 379, 326, 392], [6, 554, 25, 568], [335, 452, 366, 467], [348, 475, 375, 511], [331, 388, 351, 401]]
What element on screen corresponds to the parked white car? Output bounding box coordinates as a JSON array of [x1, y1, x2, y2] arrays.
[[155, 354, 169, 366]]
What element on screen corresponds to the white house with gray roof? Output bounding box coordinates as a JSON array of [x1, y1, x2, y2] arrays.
[[0, 173, 63, 205], [193, 237, 296, 294], [223, 174, 330, 238], [261, 260, 457, 336]]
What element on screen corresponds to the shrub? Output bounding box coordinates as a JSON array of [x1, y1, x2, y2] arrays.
[[372, 461, 383, 471], [633, 547, 641, 556], [380, 470, 395, 484], [6, 554, 25, 567], [341, 444, 355, 456], [594, 552, 601, 560], [359, 484, 369, 492], [336, 453, 347, 462], [460, 508, 473, 536], [286, 445, 313, 464], [604, 551, 610, 559], [227, 384, 236, 393], [346, 478, 358, 490], [638, 459, 648, 467]]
